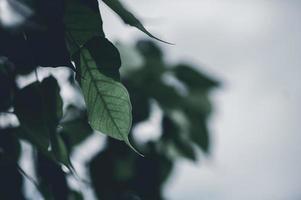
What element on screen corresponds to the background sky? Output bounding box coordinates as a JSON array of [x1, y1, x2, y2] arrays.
[[100, 0, 301, 199]]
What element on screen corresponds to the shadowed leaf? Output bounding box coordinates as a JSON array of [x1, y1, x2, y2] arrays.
[[65, 0, 104, 55], [14, 76, 71, 166], [85, 37, 121, 81], [61, 105, 93, 147], [0, 61, 15, 111], [0, 128, 24, 200]]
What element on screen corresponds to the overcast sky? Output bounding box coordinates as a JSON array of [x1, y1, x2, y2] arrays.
[[101, 0, 301, 199]]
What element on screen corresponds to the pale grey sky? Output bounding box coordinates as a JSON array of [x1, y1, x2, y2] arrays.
[[101, 0, 301, 199]]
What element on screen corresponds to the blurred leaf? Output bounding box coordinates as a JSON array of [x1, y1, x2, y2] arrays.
[[102, 0, 170, 44], [0, 60, 15, 111], [0, 1, 71, 69], [0, 128, 21, 163], [132, 142, 173, 200], [90, 139, 135, 200], [36, 152, 69, 200], [189, 118, 210, 153], [0, 29, 36, 74], [24, 0, 71, 68], [162, 115, 196, 161], [123, 80, 150, 124], [61, 105, 93, 147], [69, 190, 84, 200], [150, 81, 183, 110], [182, 92, 212, 117], [172, 64, 219, 91], [122, 40, 217, 156], [14, 76, 71, 166], [182, 93, 212, 152], [0, 128, 24, 200], [65, 0, 104, 55], [136, 40, 163, 60], [74, 42, 134, 149], [50, 132, 70, 167]]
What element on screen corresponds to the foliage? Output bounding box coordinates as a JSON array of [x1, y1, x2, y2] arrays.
[[0, 0, 218, 199]]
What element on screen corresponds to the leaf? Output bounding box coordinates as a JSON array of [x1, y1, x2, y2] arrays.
[[36, 152, 70, 200], [0, 28, 36, 74], [0, 0, 71, 69], [85, 37, 121, 81], [60, 105, 93, 147], [24, 0, 71, 68], [0, 129, 24, 200], [182, 97, 211, 153], [14, 76, 71, 166], [0, 128, 21, 162], [161, 115, 196, 161], [102, 0, 171, 44], [123, 79, 150, 124], [172, 64, 219, 91], [25, 28, 72, 68], [74, 42, 135, 151], [0, 61, 15, 111], [182, 92, 212, 117], [189, 117, 210, 153], [65, 0, 104, 55]]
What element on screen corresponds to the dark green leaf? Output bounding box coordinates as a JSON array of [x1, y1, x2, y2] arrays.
[[61, 105, 93, 147], [0, 61, 15, 111], [123, 79, 150, 124], [189, 118, 210, 153], [173, 64, 219, 91], [65, 0, 104, 55], [161, 115, 196, 161], [182, 92, 212, 117], [0, 128, 21, 162], [0, 29, 36, 74], [36, 152, 69, 200], [24, 0, 71, 68], [14, 76, 71, 165], [0, 128, 24, 200], [85, 37, 121, 81]]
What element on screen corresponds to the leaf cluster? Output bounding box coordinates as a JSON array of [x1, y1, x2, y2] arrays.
[[0, 0, 218, 199]]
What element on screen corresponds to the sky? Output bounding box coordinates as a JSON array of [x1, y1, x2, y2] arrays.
[[100, 0, 301, 199]]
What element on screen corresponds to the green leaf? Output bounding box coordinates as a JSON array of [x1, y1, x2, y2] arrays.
[[14, 76, 71, 166], [0, 129, 24, 200], [85, 37, 121, 81], [0, 128, 21, 162], [61, 105, 93, 147], [74, 42, 135, 150], [123, 80, 150, 124], [102, 0, 171, 44], [0, 60, 15, 111], [189, 117, 210, 153], [24, 0, 72, 68], [172, 64, 219, 91], [182, 92, 212, 117], [65, 0, 104, 55], [161, 115, 196, 161]]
